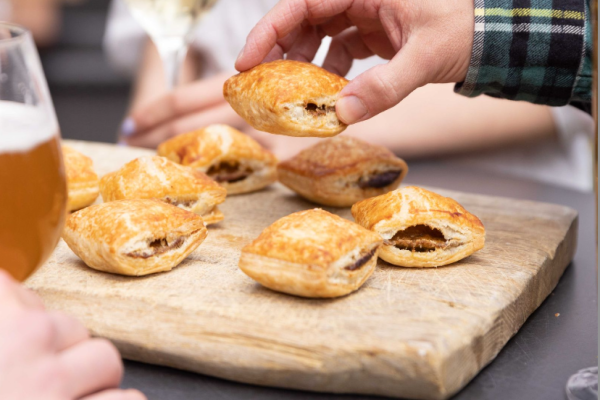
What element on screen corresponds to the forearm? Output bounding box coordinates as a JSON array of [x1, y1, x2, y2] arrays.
[[344, 84, 557, 159], [456, 0, 592, 111]]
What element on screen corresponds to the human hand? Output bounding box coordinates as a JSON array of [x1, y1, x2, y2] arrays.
[[120, 72, 248, 148], [0, 270, 145, 400], [235, 0, 474, 124]]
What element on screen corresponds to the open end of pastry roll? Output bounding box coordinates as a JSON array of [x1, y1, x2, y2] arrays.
[[378, 221, 483, 268], [390, 225, 460, 253], [162, 196, 224, 225], [356, 169, 405, 189], [205, 158, 278, 195], [207, 161, 253, 184], [125, 233, 197, 259], [281, 99, 343, 132]]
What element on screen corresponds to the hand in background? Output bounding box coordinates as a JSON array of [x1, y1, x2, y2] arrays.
[[0, 270, 145, 400], [236, 0, 474, 125], [119, 72, 247, 148]]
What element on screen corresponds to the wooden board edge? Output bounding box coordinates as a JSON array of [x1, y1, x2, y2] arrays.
[[438, 214, 578, 399]]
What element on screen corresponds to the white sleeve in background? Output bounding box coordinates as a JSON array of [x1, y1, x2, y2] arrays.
[[449, 106, 594, 192], [103, 0, 147, 76]]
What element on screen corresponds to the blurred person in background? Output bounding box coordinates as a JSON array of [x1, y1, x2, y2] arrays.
[[0, 0, 66, 46], [108, 0, 594, 192]]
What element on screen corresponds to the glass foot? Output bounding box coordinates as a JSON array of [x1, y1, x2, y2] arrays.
[[566, 367, 598, 400]]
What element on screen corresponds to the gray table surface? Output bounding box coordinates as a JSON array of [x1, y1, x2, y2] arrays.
[[118, 160, 598, 400]]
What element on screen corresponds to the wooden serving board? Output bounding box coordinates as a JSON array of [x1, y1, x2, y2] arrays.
[[27, 140, 578, 400]]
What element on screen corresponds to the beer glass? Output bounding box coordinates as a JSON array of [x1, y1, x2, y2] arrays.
[[0, 23, 67, 282]]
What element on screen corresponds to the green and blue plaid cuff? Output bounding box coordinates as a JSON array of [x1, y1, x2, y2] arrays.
[[455, 0, 592, 111]]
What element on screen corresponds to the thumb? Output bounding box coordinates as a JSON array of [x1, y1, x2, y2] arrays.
[[336, 43, 429, 124]]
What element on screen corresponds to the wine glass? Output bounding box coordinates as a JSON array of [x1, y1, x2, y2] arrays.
[[0, 23, 68, 282], [124, 0, 219, 89]]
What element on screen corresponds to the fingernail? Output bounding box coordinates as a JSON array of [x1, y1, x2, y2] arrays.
[[336, 96, 368, 124], [117, 140, 128, 147], [120, 118, 136, 137], [235, 45, 245, 66]]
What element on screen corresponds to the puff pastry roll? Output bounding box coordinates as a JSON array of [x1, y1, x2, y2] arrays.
[[157, 124, 277, 195], [62, 145, 99, 211], [239, 209, 383, 298], [278, 136, 408, 207], [63, 199, 207, 276], [351, 186, 485, 267], [100, 156, 226, 225], [224, 60, 348, 138]]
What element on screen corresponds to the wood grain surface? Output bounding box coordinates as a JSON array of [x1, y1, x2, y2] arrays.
[[26, 140, 578, 400]]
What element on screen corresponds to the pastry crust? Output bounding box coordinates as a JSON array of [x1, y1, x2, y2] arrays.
[[239, 209, 383, 298], [62, 145, 99, 211], [100, 156, 227, 225], [62, 199, 207, 276], [351, 186, 485, 267], [278, 136, 408, 207], [224, 60, 349, 137], [157, 124, 277, 195]]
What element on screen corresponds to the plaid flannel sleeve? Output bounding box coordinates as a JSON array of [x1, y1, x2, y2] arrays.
[[455, 0, 592, 112]]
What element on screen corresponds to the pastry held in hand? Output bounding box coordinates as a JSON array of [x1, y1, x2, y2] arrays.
[[62, 145, 99, 211], [351, 186, 485, 267], [157, 124, 277, 195], [224, 60, 349, 137], [62, 199, 207, 276], [278, 136, 408, 207], [239, 209, 382, 298], [100, 156, 226, 225]]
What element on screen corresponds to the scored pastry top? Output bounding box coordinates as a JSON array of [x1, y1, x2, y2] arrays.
[[242, 209, 382, 269], [62, 145, 98, 185], [157, 124, 277, 170], [100, 156, 226, 202], [65, 199, 206, 250], [278, 136, 406, 178]]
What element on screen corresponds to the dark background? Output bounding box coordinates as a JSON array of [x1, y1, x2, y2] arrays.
[[40, 0, 129, 144]]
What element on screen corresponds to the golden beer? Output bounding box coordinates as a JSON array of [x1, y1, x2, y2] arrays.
[[0, 24, 68, 282]]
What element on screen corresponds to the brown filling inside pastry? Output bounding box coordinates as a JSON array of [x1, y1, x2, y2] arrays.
[[126, 232, 198, 259], [344, 248, 377, 271], [358, 170, 403, 189], [391, 225, 459, 253], [207, 161, 253, 183], [163, 198, 197, 208], [305, 103, 335, 117]]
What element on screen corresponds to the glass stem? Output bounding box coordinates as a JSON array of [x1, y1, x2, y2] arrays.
[[154, 37, 189, 90]]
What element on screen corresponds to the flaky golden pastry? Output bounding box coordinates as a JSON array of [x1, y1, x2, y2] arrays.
[[239, 209, 382, 298], [278, 136, 408, 207], [224, 60, 349, 137], [157, 124, 277, 195], [351, 186, 485, 268], [100, 156, 226, 225], [62, 199, 207, 276], [62, 145, 99, 211]]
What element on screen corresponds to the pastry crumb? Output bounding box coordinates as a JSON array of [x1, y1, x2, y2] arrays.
[[555, 313, 560, 317]]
